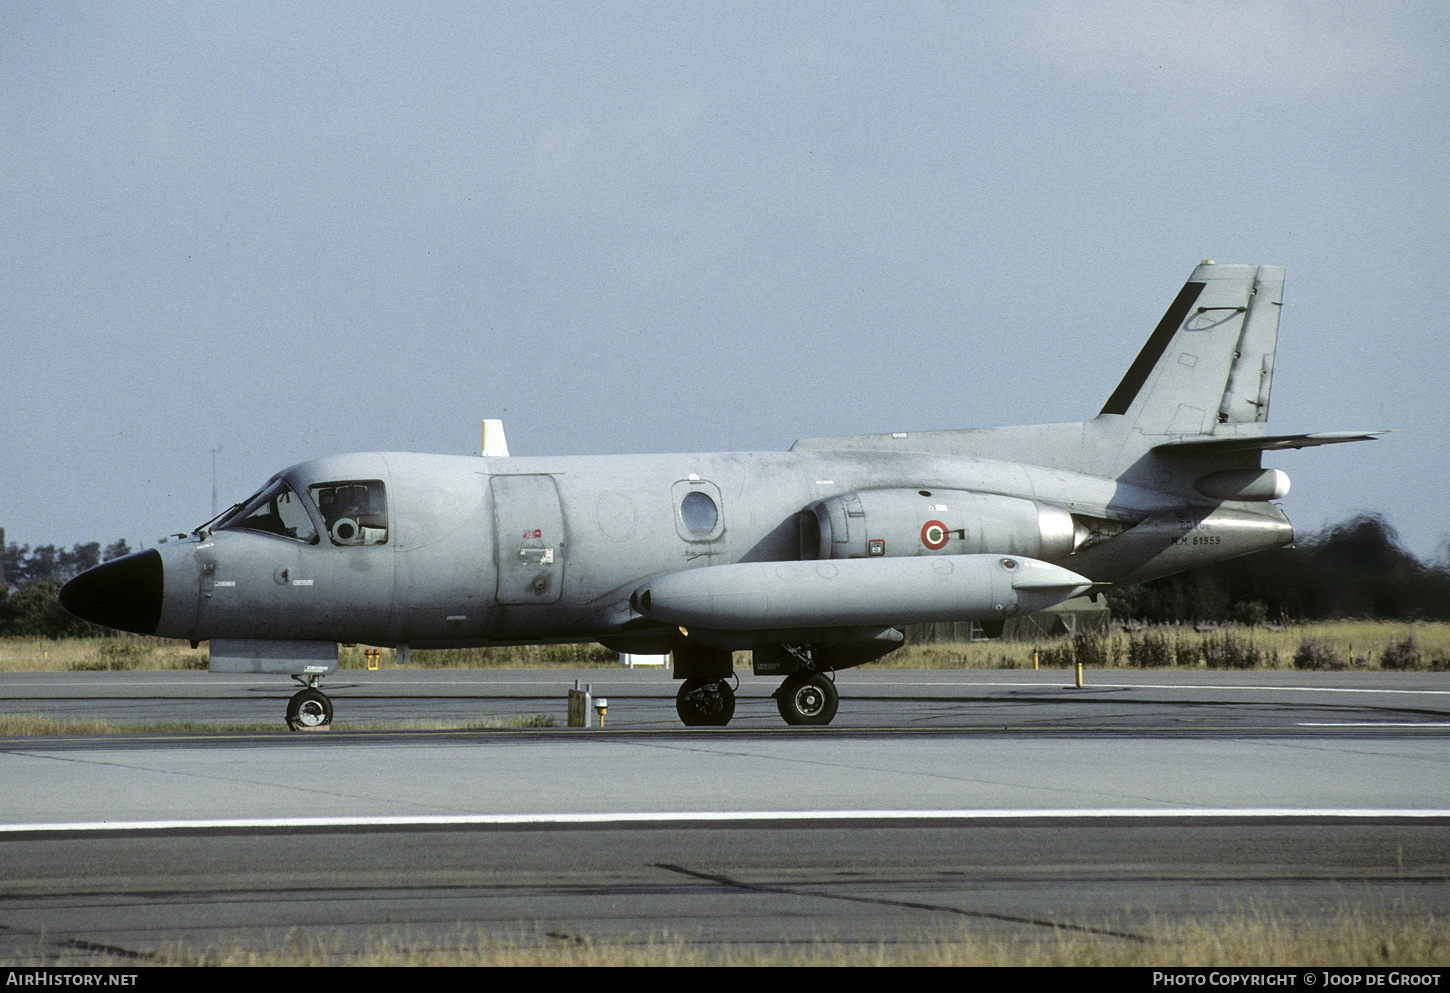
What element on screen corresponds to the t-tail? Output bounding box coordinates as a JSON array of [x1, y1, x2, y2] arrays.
[[1067, 260, 1388, 581], [1096, 261, 1385, 482], [794, 260, 1386, 480]]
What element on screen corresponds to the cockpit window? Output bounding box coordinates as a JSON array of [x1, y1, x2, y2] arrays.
[[309, 480, 388, 546], [219, 480, 318, 544]]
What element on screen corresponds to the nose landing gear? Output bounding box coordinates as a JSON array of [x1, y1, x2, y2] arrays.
[[675, 677, 736, 726], [286, 675, 333, 730]]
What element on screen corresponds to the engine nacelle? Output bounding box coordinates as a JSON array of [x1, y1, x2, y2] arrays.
[[799, 488, 1077, 562]]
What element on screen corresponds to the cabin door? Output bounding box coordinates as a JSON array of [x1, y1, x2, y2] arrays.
[[490, 474, 567, 605]]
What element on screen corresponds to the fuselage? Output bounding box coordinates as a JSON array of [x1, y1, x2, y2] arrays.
[[88, 446, 1292, 651]]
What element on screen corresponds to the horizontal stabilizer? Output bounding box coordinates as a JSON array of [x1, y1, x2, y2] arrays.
[[1154, 430, 1391, 455]]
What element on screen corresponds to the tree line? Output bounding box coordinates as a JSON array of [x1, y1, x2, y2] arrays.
[[1, 539, 134, 638], [1105, 514, 1450, 623], [3, 515, 1447, 638], [3, 539, 133, 589]]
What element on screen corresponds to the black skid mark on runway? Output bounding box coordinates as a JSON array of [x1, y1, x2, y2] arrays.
[[61, 937, 157, 960], [653, 863, 1149, 942], [543, 930, 589, 945]]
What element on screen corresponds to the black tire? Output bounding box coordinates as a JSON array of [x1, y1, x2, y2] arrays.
[[286, 687, 333, 730], [776, 672, 838, 726], [676, 678, 735, 727]]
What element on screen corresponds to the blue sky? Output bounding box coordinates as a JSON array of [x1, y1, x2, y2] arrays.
[[4, 2, 1447, 562]]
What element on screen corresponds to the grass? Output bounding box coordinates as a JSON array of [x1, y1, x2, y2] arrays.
[[6, 906, 1446, 966], [3, 621, 1448, 674], [344, 642, 624, 669], [0, 712, 556, 737], [881, 620, 1450, 671], [0, 636, 208, 672], [0, 637, 620, 672]]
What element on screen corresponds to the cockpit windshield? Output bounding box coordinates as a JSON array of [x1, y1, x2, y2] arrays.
[[217, 480, 318, 544], [211, 476, 387, 546]]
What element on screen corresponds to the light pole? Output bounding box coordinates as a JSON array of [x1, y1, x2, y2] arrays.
[[209, 446, 223, 516]]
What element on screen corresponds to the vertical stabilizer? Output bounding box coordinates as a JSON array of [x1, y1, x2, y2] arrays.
[[1100, 262, 1284, 440]]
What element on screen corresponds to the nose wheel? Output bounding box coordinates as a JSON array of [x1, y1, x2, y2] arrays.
[[286, 683, 333, 730], [676, 677, 736, 726]]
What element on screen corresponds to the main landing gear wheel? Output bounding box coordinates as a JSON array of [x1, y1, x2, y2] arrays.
[[776, 671, 838, 726], [286, 687, 333, 730], [676, 678, 736, 727]]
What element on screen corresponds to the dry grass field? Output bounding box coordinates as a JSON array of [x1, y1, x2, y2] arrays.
[[0, 635, 209, 672], [886, 620, 1450, 671], [3, 621, 1448, 673], [6, 906, 1446, 967]]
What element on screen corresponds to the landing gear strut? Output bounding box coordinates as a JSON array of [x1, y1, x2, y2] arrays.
[[286, 675, 333, 730], [675, 677, 736, 726]]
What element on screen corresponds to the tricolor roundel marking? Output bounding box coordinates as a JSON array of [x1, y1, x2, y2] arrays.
[[920, 520, 949, 550]]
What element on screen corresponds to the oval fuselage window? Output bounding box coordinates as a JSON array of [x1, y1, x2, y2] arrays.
[[680, 490, 718, 536]]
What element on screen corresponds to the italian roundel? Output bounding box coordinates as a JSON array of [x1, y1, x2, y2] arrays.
[[920, 520, 949, 550]]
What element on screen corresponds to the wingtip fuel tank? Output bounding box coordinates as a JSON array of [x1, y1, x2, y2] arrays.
[[632, 555, 1092, 631]]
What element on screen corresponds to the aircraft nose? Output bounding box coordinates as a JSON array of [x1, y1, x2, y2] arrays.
[[59, 549, 164, 635]]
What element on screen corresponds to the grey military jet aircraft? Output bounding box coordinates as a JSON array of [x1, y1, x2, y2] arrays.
[[61, 262, 1383, 729]]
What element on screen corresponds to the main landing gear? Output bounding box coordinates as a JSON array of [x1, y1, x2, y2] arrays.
[[672, 642, 844, 728], [286, 675, 333, 730], [674, 670, 839, 727], [774, 670, 838, 726]]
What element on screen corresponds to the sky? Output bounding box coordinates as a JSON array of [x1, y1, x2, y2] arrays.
[[4, 1, 1448, 565]]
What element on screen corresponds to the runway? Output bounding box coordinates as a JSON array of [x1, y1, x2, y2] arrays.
[[5, 665, 1450, 730], [2, 668, 1448, 961]]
